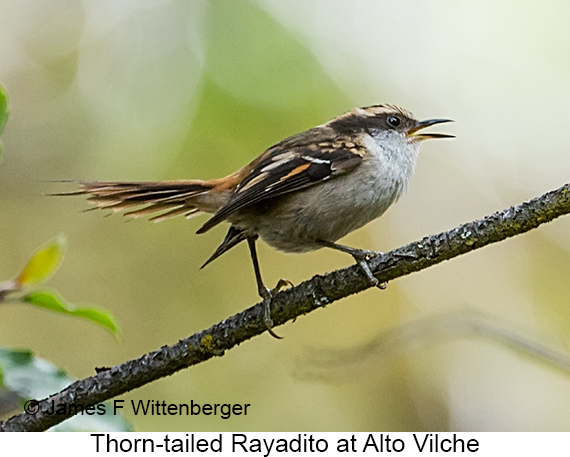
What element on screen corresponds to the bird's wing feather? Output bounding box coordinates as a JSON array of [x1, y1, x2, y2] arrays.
[[197, 143, 363, 233], [200, 225, 248, 268]]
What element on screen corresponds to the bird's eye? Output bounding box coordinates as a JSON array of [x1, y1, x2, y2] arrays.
[[387, 115, 401, 128]]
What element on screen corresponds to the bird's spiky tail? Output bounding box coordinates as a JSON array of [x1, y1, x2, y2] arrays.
[[53, 180, 227, 223]]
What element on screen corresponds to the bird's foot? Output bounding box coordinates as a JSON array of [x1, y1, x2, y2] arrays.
[[258, 278, 293, 339], [349, 249, 386, 289], [270, 278, 294, 296]]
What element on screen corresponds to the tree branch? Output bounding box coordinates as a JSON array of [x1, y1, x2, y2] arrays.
[[2, 182, 570, 432]]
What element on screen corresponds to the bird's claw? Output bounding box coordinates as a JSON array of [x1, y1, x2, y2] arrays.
[[259, 279, 293, 340], [270, 278, 294, 297], [351, 250, 386, 289]]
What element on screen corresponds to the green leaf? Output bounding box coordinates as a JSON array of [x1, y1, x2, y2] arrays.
[[0, 82, 8, 161], [0, 346, 132, 431], [22, 290, 120, 337], [17, 235, 66, 286]]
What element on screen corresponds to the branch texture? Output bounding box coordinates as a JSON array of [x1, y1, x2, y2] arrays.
[[2, 182, 570, 431]]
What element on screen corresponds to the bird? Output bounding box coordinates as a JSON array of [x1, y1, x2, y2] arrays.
[[58, 105, 453, 338]]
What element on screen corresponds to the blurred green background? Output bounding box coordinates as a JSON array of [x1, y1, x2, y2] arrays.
[[2, 0, 570, 431]]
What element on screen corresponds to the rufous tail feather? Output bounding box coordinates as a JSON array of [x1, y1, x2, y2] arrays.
[[52, 180, 219, 223]]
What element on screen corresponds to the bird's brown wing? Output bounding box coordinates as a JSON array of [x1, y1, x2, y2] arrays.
[[197, 143, 363, 233]]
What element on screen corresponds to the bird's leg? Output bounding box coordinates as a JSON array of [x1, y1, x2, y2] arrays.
[[247, 237, 291, 339], [317, 240, 387, 289]]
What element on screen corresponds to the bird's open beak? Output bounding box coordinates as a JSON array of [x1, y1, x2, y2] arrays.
[[407, 118, 454, 141]]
